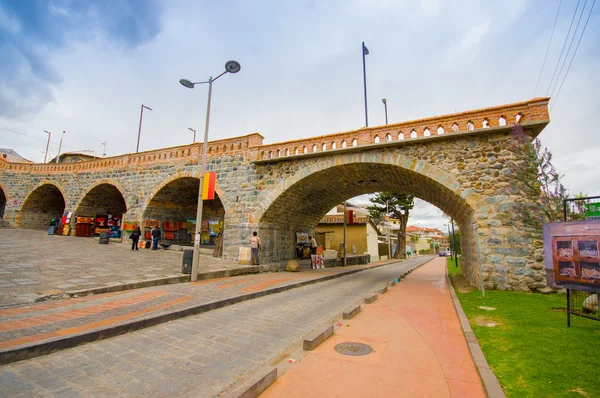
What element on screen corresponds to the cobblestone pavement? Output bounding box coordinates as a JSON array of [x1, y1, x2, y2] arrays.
[[0, 256, 402, 357], [0, 256, 430, 397], [0, 230, 243, 307]]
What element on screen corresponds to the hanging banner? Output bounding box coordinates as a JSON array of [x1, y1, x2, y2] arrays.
[[202, 172, 216, 200]]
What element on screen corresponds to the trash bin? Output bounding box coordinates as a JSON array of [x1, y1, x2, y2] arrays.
[[182, 249, 193, 274], [99, 231, 110, 244]]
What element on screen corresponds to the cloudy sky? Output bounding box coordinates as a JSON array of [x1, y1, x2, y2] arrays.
[[1, 0, 598, 230]]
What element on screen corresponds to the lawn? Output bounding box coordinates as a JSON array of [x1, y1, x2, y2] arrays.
[[447, 258, 600, 398]]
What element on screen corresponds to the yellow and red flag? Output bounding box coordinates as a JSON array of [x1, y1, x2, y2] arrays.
[[202, 172, 216, 200]]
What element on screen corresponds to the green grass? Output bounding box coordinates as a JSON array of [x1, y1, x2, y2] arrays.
[[448, 260, 600, 398]]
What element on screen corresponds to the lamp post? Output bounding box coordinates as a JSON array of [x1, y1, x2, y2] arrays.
[[382, 98, 388, 125], [451, 218, 458, 267], [55, 131, 66, 163], [136, 104, 153, 153], [43, 130, 52, 163], [180, 60, 241, 282], [362, 42, 369, 127], [188, 127, 197, 143], [101, 141, 107, 157]]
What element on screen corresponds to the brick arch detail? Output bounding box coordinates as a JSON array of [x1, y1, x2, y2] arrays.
[[145, 171, 228, 211], [252, 153, 485, 223], [20, 180, 68, 212], [73, 178, 130, 213]]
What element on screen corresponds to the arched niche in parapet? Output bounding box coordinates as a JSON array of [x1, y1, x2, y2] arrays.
[[74, 182, 128, 237], [437, 125, 445, 135], [516, 112, 524, 123], [303, 146, 308, 154], [452, 123, 459, 132], [410, 130, 417, 138], [385, 133, 392, 142], [332, 142, 337, 149], [374, 136, 381, 143], [467, 120, 474, 131], [17, 182, 66, 230], [143, 176, 226, 249], [424, 128, 431, 137], [499, 116, 507, 126], [483, 118, 490, 128], [0, 184, 7, 219], [341, 141, 347, 148], [312, 144, 318, 152], [398, 132, 405, 140], [352, 139, 358, 147]]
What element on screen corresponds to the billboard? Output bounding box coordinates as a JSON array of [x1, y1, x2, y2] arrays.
[[544, 220, 600, 293]]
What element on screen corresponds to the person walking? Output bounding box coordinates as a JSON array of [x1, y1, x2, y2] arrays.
[[130, 226, 141, 251], [249, 231, 261, 265], [309, 235, 318, 255], [151, 226, 161, 250]]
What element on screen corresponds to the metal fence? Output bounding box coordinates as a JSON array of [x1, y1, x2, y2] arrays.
[[563, 195, 600, 222], [567, 289, 600, 326]]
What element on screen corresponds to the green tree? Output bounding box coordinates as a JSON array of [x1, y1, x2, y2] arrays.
[[367, 192, 415, 258], [448, 228, 461, 255], [510, 125, 569, 231]]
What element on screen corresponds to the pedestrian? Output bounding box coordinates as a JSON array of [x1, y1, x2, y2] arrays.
[[309, 235, 317, 255], [151, 226, 161, 250], [249, 231, 261, 265], [130, 226, 141, 251]]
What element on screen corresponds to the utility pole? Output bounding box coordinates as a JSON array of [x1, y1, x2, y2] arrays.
[[55, 131, 66, 163]]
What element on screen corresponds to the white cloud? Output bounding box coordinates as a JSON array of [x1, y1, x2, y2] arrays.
[[0, 6, 21, 35]]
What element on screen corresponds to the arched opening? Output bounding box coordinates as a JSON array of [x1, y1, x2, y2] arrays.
[[424, 128, 431, 137], [0, 186, 6, 219], [410, 130, 417, 138], [483, 118, 490, 128], [144, 177, 225, 249], [499, 116, 507, 126], [257, 162, 474, 269], [313, 144, 318, 152], [437, 126, 445, 135], [75, 184, 127, 238], [374, 136, 381, 143], [332, 142, 337, 150], [452, 123, 459, 132], [386, 134, 392, 142], [398, 132, 404, 140], [18, 184, 66, 230], [322, 143, 327, 151], [467, 120, 474, 131], [352, 139, 358, 147], [341, 141, 347, 148], [303, 146, 308, 154]]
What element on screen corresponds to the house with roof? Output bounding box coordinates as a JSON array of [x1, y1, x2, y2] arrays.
[[315, 204, 381, 260], [48, 150, 104, 163]]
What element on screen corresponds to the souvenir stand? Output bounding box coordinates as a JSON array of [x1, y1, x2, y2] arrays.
[[296, 232, 311, 259], [75, 216, 95, 237]]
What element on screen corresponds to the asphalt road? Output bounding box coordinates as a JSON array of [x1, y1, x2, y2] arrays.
[[0, 256, 432, 397]]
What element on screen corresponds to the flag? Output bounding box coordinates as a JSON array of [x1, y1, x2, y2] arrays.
[[345, 210, 354, 225], [363, 43, 369, 55], [202, 171, 216, 200]]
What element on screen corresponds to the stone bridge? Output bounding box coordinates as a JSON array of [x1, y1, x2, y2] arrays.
[[0, 97, 550, 291]]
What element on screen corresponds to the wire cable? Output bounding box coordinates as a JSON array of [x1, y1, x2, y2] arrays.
[[533, 0, 563, 97], [551, 0, 596, 111], [546, 0, 581, 96], [549, 0, 589, 98]]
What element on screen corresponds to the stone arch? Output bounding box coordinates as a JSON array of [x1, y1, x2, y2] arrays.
[[0, 183, 8, 219], [17, 181, 67, 230], [253, 154, 484, 274], [73, 181, 128, 236], [144, 172, 227, 246]]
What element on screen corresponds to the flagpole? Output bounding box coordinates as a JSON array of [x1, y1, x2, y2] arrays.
[[362, 41, 368, 127]]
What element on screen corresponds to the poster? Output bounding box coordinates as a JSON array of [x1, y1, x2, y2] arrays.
[[296, 232, 308, 244], [544, 220, 600, 292]]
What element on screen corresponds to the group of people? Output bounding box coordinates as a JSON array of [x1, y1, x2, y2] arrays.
[[248, 232, 318, 266], [128, 226, 161, 250]]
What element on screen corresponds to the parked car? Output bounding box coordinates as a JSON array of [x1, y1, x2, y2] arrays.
[[439, 251, 447, 257]]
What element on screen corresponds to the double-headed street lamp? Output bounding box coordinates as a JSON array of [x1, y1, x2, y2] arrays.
[[136, 104, 153, 153], [43, 130, 52, 163], [179, 60, 241, 282], [188, 127, 197, 143]]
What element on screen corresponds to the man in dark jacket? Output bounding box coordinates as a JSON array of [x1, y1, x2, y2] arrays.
[[151, 226, 161, 250]]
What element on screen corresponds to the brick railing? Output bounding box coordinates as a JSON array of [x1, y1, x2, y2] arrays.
[[3, 133, 264, 174], [3, 98, 549, 173], [256, 97, 550, 160]]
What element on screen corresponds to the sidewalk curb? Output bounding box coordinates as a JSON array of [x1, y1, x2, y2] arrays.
[[34, 266, 263, 303], [222, 366, 278, 398], [303, 325, 334, 350], [0, 260, 403, 365], [446, 273, 506, 398]]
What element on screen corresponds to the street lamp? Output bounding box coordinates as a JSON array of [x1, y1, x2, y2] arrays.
[[180, 60, 241, 282], [136, 104, 153, 153], [382, 98, 388, 125], [188, 127, 197, 143], [55, 131, 66, 163], [43, 130, 51, 163]]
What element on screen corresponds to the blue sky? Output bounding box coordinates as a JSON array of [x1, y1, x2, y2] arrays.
[[1, 0, 598, 228]]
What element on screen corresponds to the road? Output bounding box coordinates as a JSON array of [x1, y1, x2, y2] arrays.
[[0, 256, 432, 397]]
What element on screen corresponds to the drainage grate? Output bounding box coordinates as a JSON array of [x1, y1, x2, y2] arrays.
[[334, 342, 373, 356]]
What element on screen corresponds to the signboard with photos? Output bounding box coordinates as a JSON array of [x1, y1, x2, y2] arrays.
[[544, 220, 600, 292]]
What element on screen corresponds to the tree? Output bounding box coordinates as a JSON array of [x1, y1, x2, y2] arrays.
[[367, 192, 415, 259], [448, 228, 461, 255], [510, 125, 569, 231]]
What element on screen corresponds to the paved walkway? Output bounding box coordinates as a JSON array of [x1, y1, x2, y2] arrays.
[[0, 229, 249, 307], [0, 256, 403, 364], [261, 257, 486, 398]]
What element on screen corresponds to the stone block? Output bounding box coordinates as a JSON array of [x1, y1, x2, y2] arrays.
[[303, 325, 334, 350], [494, 266, 509, 274], [364, 294, 377, 304], [342, 305, 361, 320], [285, 260, 300, 272], [506, 257, 526, 267]]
